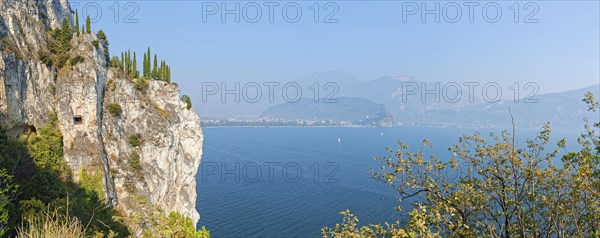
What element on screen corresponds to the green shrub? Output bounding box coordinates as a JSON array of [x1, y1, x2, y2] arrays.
[[26, 118, 64, 174], [181, 95, 192, 110], [0, 169, 18, 237], [70, 55, 84, 66], [127, 134, 141, 147], [38, 51, 52, 67], [91, 40, 99, 49], [106, 103, 122, 117], [158, 212, 210, 238], [134, 78, 148, 92], [129, 151, 141, 170], [79, 168, 105, 201]]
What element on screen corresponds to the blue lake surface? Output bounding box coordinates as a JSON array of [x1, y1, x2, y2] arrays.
[[196, 126, 578, 237]]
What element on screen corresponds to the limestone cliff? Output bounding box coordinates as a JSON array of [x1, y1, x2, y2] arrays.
[[0, 0, 203, 233]]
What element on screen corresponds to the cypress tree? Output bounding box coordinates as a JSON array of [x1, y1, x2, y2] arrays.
[[157, 61, 161, 81], [123, 51, 126, 74], [159, 61, 164, 81], [145, 53, 150, 78], [85, 16, 91, 33], [163, 61, 166, 81], [142, 52, 146, 78], [133, 52, 137, 78], [110, 56, 118, 68], [123, 51, 127, 75], [166, 65, 171, 83], [60, 19, 71, 39], [162, 61, 166, 81], [162, 61, 167, 81], [121, 52, 125, 72], [125, 50, 129, 75], [75, 10, 79, 35], [127, 50, 132, 76], [152, 54, 158, 80], [126, 51, 129, 73], [146, 47, 151, 78]]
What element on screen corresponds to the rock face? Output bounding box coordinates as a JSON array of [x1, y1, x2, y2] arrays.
[[0, 0, 203, 231], [103, 76, 203, 226]]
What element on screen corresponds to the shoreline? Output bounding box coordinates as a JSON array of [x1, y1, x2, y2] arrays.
[[201, 124, 503, 129]]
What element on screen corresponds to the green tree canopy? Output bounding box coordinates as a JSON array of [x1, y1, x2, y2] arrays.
[[97, 30, 109, 64]]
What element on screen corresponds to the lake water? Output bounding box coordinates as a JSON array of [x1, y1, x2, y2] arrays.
[[195, 126, 578, 237]]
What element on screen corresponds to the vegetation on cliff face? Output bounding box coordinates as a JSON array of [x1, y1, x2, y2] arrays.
[[127, 134, 142, 148], [158, 212, 210, 238], [1, 12, 205, 238], [97, 30, 109, 63], [0, 113, 129, 237], [39, 19, 73, 69], [111, 47, 172, 83], [322, 93, 600, 237], [26, 113, 65, 175], [181, 95, 193, 110], [107, 103, 123, 117]]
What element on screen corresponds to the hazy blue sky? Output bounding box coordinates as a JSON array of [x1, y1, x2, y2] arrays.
[[70, 1, 599, 97]]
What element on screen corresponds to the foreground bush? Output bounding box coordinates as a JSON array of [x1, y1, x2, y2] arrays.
[[158, 212, 210, 238], [323, 92, 600, 238], [17, 209, 85, 238]]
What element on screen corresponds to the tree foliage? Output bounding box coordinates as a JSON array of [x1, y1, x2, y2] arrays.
[[85, 16, 91, 34], [181, 95, 192, 110], [0, 169, 18, 237], [0, 113, 130, 237], [143, 48, 151, 78], [323, 93, 600, 238], [97, 30, 109, 64], [75, 10, 79, 35], [157, 212, 210, 238], [115, 47, 172, 83], [26, 114, 64, 175], [40, 19, 73, 69]]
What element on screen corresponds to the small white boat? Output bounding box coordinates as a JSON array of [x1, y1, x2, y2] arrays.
[[337, 137, 341, 143]]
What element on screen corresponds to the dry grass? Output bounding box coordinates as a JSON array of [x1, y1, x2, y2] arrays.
[[17, 208, 86, 238]]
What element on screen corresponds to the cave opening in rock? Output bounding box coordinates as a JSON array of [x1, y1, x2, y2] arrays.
[[25, 124, 36, 134], [73, 115, 83, 125]]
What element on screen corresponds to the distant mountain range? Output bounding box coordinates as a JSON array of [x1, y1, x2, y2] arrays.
[[198, 71, 599, 129]]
